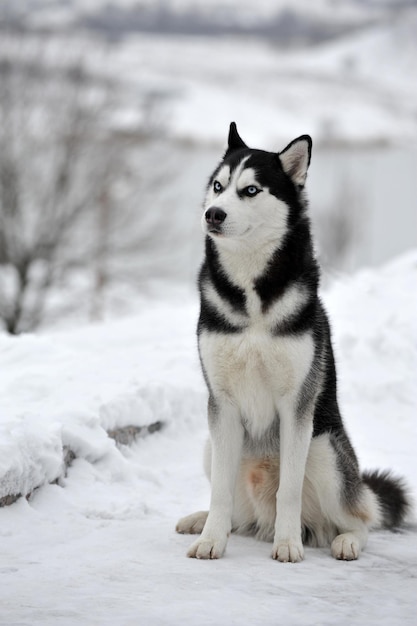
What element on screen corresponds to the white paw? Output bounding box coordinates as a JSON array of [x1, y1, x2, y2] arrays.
[[272, 539, 304, 563], [187, 534, 227, 560], [176, 511, 208, 535], [331, 533, 360, 561]]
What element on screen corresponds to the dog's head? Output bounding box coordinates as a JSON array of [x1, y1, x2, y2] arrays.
[[202, 123, 312, 248]]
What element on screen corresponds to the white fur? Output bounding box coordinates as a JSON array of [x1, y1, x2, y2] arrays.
[[199, 331, 314, 437]]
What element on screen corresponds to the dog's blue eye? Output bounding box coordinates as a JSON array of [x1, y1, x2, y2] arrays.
[[213, 180, 223, 193], [245, 186, 259, 197]]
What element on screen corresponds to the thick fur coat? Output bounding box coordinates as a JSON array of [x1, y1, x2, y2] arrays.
[[176, 123, 409, 562]]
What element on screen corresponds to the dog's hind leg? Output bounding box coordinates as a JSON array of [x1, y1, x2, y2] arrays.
[[176, 511, 208, 535], [331, 528, 367, 560], [330, 484, 381, 560], [302, 434, 380, 560]]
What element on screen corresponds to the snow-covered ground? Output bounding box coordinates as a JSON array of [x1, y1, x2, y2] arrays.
[[0, 250, 416, 625]]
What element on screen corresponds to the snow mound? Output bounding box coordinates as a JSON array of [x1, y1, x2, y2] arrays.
[[0, 298, 205, 500]]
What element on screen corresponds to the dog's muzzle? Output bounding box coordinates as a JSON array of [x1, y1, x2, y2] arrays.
[[205, 207, 227, 233]]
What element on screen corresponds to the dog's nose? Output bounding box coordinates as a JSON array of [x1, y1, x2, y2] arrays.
[[205, 207, 227, 225]]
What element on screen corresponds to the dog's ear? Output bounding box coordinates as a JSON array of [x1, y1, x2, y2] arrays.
[[226, 122, 248, 154], [279, 135, 312, 186]]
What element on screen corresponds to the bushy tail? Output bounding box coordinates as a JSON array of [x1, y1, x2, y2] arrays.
[[362, 469, 411, 528]]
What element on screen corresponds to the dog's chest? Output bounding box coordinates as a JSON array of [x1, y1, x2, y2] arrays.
[[199, 323, 313, 435]]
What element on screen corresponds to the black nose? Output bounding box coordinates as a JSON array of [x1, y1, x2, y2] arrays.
[[205, 207, 227, 225]]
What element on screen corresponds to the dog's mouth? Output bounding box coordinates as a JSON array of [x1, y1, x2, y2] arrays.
[[206, 226, 252, 238], [207, 226, 223, 236]]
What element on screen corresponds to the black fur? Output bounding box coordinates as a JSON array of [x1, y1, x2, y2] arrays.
[[197, 300, 243, 335], [362, 470, 410, 528], [254, 217, 319, 314], [227, 121, 248, 152]]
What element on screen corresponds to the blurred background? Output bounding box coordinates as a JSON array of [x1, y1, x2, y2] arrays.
[[0, 0, 416, 334]]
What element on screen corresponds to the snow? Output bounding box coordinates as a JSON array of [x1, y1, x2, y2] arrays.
[[0, 251, 416, 624]]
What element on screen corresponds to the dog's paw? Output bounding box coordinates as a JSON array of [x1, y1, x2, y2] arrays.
[[187, 535, 227, 560], [176, 511, 208, 535], [331, 533, 360, 561], [272, 539, 304, 563]]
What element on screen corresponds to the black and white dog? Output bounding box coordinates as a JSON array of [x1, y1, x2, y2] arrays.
[[176, 123, 409, 561]]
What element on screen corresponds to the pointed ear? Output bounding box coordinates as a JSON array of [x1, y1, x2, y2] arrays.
[[226, 122, 248, 154], [279, 135, 312, 186]]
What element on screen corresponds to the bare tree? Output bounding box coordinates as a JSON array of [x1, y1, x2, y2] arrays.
[[0, 35, 119, 333], [0, 33, 190, 333]]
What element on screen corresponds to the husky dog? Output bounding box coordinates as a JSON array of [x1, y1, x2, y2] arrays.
[[176, 123, 409, 562]]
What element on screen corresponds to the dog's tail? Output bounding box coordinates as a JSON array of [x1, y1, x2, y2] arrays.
[[362, 469, 411, 528]]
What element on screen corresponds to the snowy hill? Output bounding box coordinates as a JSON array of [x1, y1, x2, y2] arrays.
[[0, 251, 416, 624]]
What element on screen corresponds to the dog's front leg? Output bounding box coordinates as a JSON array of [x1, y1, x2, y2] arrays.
[[273, 405, 313, 563], [187, 399, 243, 560]]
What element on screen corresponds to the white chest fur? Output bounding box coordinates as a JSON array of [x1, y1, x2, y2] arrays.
[[199, 327, 314, 437]]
